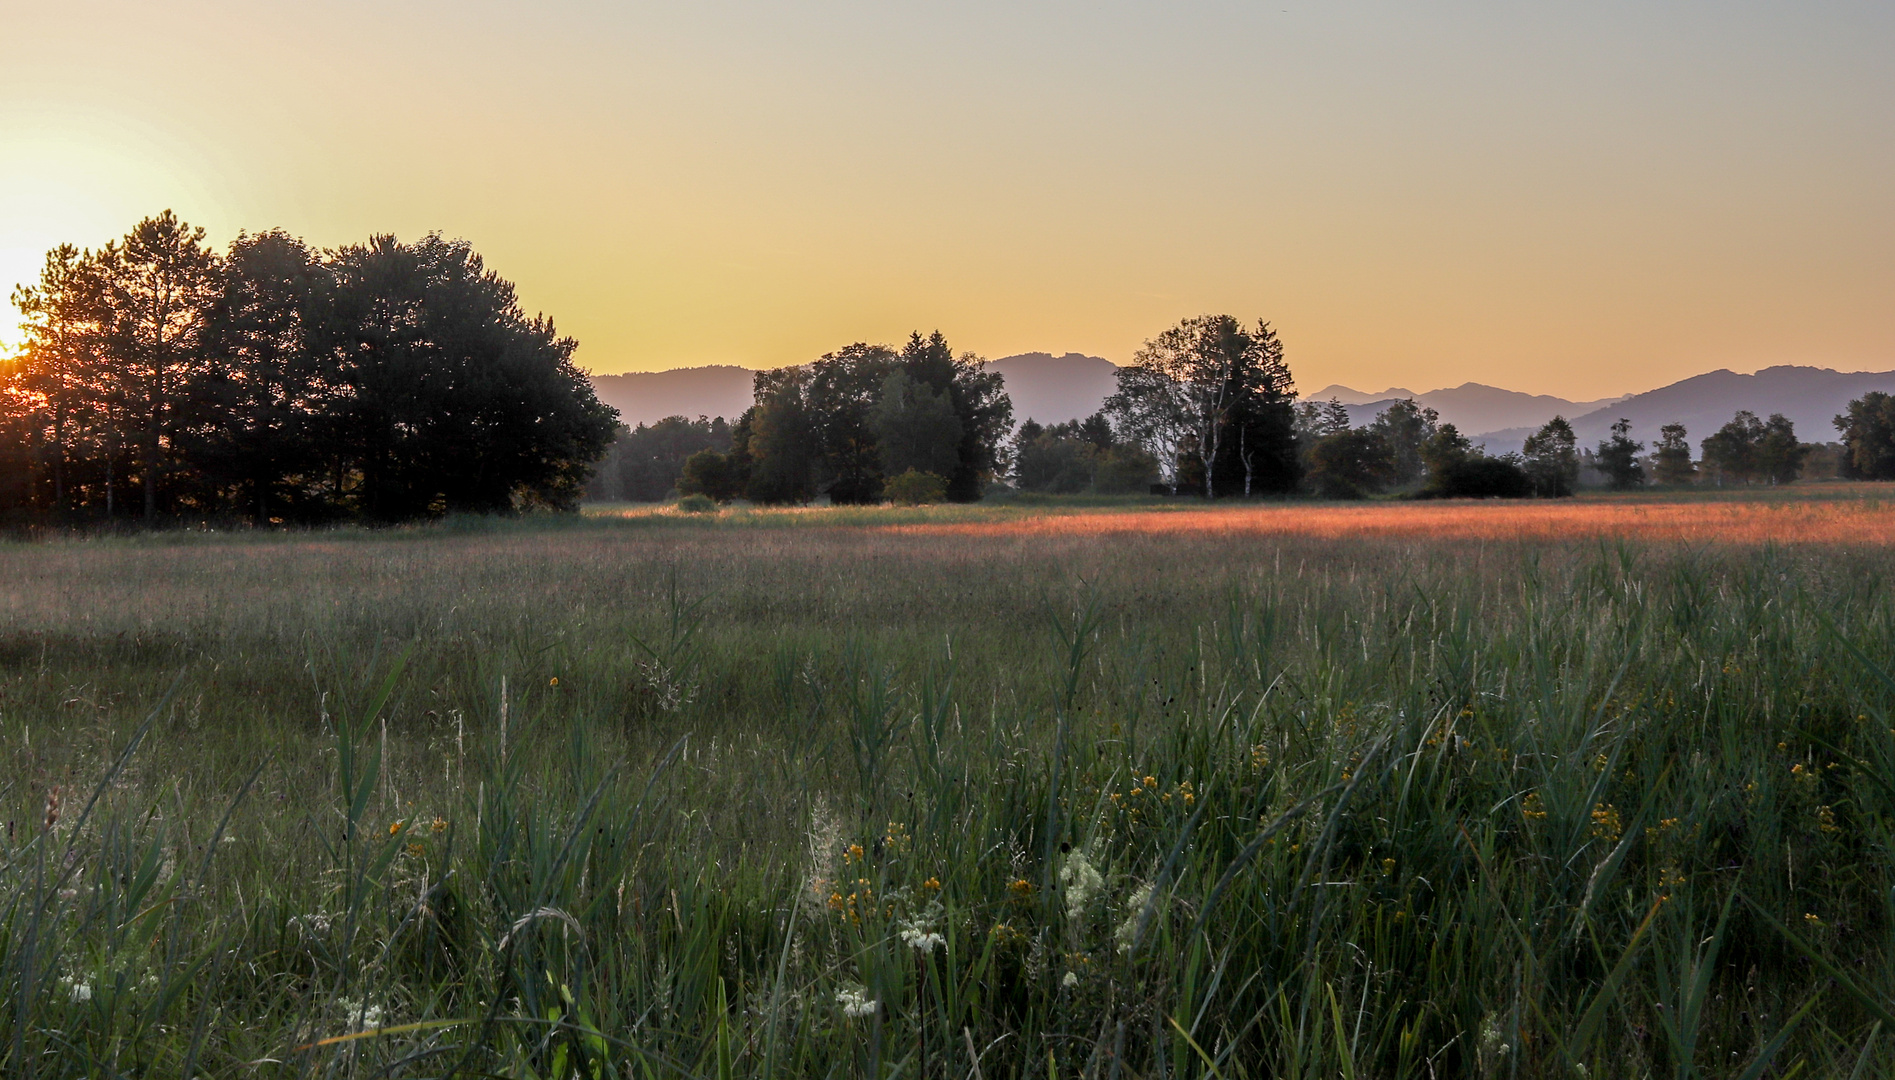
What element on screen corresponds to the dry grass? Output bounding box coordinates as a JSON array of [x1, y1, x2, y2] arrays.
[[883, 487, 1895, 545], [6, 491, 1895, 1076]]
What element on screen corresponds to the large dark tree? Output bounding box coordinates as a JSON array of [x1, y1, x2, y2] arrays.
[[1106, 315, 1298, 497], [191, 230, 330, 521], [1522, 416, 1579, 497], [1595, 418, 1646, 490], [805, 343, 898, 503], [3, 216, 616, 524], [896, 331, 1011, 502], [319, 235, 615, 519], [94, 212, 222, 522], [1837, 392, 1895, 480]]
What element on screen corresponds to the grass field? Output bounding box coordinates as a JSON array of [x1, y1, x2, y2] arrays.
[[8, 489, 1895, 1077]]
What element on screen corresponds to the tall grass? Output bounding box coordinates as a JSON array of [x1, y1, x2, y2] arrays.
[[2, 506, 1895, 1076]]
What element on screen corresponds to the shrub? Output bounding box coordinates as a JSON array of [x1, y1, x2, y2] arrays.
[[1427, 456, 1534, 498], [883, 468, 948, 505], [675, 493, 718, 513]]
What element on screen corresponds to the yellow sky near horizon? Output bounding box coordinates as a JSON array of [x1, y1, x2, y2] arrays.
[[3, 1, 1891, 400]]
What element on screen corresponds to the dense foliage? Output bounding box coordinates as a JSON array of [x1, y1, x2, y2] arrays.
[[1835, 391, 1895, 480], [587, 416, 734, 503], [1105, 315, 1298, 497], [1008, 413, 1159, 495], [2, 213, 616, 524], [681, 333, 1012, 505]]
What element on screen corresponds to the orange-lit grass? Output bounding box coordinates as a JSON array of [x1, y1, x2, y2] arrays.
[[882, 493, 1895, 545]]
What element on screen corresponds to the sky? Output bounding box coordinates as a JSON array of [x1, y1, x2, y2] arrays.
[[2, 2, 1891, 400]]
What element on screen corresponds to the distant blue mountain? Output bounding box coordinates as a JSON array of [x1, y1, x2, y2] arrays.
[[1468, 365, 1895, 454]]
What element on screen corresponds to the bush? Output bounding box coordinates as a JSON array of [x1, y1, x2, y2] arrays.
[[1427, 456, 1534, 498], [883, 469, 948, 505], [675, 493, 719, 513]]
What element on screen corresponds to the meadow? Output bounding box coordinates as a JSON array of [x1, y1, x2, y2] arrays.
[[7, 489, 1895, 1077]]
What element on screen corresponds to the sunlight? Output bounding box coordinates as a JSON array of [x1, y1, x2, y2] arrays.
[[0, 107, 237, 350]]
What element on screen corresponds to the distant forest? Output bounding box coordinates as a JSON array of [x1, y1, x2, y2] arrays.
[[592, 311, 1895, 504], [1, 212, 616, 524], [14, 214, 1895, 527]]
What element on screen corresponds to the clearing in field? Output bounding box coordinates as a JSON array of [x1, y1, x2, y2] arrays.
[[4, 491, 1895, 1077]]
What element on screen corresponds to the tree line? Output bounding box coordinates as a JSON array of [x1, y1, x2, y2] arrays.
[[1, 212, 616, 525], [600, 311, 1887, 506]]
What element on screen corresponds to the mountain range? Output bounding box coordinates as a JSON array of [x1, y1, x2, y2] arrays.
[[1465, 365, 1895, 453], [1303, 383, 1630, 438], [590, 357, 1895, 452]]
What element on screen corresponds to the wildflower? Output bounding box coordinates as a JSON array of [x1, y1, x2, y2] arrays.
[[1521, 793, 1547, 821], [388, 821, 403, 837], [548, 676, 559, 687], [1381, 858, 1396, 876], [835, 987, 878, 1018], [828, 892, 846, 912], [58, 975, 91, 1003], [922, 877, 941, 891], [1143, 775, 1157, 789], [1060, 849, 1105, 920], [1818, 806, 1840, 833], [1008, 878, 1034, 897], [431, 817, 448, 834], [406, 842, 425, 857], [1061, 971, 1079, 988], [1115, 883, 1153, 955], [846, 843, 864, 863], [339, 997, 384, 1029], [900, 926, 945, 952], [1589, 804, 1622, 844], [1805, 913, 1824, 928]]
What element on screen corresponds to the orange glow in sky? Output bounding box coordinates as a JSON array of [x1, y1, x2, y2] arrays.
[[3, 2, 1891, 399]]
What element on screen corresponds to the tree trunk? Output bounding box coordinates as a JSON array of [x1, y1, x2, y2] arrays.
[[1241, 424, 1253, 496]]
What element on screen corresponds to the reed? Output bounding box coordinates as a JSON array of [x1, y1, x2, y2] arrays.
[[3, 493, 1895, 1076]]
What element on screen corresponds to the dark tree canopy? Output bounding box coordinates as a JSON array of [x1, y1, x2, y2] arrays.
[[1522, 417, 1580, 497], [685, 331, 1012, 505], [1835, 392, 1895, 480], [2, 214, 616, 524], [1105, 315, 1298, 497], [589, 415, 733, 502], [1701, 410, 1804, 486], [1594, 418, 1646, 490]]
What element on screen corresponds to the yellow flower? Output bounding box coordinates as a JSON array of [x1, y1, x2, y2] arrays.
[[407, 842, 425, 857], [1381, 858, 1396, 875], [847, 844, 864, 862], [388, 821, 404, 837], [1589, 804, 1622, 843], [431, 817, 448, 834], [1818, 805, 1840, 833], [922, 877, 941, 891], [1143, 776, 1157, 789], [1008, 878, 1034, 896], [1521, 793, 1547, 821], [828, 892, 846, 911], [549, 676, 559, 687], [1805, 912, 1824, 927]]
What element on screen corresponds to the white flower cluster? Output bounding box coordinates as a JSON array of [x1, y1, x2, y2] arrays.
[[835, 987, 879, 1018], [1115, 883, 1153, 955], [339, 998, 385, 1030], [1059, 849, 1104, 921], [899, 926, 946, 952], [58, 975, 91, 1003]]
